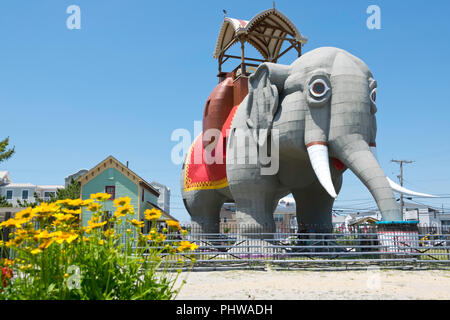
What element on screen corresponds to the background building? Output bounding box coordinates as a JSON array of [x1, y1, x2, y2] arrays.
[[0, 171, 63, 206], [150, 181, 171, 214], [65, 169, 88, 188]]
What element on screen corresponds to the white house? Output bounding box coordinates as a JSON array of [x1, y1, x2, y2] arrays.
[[150, 181, 171, 214], [0, 171, 63, 206]]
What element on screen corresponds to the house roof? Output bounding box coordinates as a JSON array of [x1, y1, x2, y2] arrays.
[[403, 201, 437, 211], [3, 183, 36, 188], [145, 201, 178, 222], [37, 185, 64, 189], [213, 8, 307, 61], [79, 156, 160, 197], [348, 216, 380, 226]]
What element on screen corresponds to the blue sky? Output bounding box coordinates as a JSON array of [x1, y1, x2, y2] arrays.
[[0, 0, 449, 222]]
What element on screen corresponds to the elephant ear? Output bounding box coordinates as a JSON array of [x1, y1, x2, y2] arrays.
[[246, 63, 290, 146]]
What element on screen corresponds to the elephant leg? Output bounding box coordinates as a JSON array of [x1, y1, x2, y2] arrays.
[[292, 174, 343, 233], [233, 190, 277, 237], [182, 189, 225, 235]]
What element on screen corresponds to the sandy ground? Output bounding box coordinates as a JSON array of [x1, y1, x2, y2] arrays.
[[176, 269, 450, 300]]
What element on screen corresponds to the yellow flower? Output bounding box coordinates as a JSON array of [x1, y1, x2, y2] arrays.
[[177, 240, 198, 252], [5, 240, 15, 248], [127, 219, 144, 228], [15, 207, 37, 220], [158, 234, 166, 242], [33, 202, 60, 215], [53, 213, 75, 222], [31, 248, 42, 255], [64, 273, 69, 278], [67, 199, 84, 206], [36, 230, 54, 240], [53, 231, 78, 244], [87, 202, 101, 212], [166, 220, 181, 230], [144, 208, 162, 221], [114, 204, 134, 218], [113, 196, 131, 207], [87, 219, 107, 230], [103, 229, 115, 238], [61, 208, 81, 215], [80, 199, 94, 206], [38, 239, 55, 250], [56, 199, 71, 206], [99, 240, 104, 245], [90, 192, 111, 201], [0, 218, 28, 229]]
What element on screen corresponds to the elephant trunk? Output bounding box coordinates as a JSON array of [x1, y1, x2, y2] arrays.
[[330, 134, 402, 221]]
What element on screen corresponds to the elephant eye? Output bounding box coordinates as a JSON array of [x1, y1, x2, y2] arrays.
[[309, 79, 329, 98], [370, 88, 377, 104]]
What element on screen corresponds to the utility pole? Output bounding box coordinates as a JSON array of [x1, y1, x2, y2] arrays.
[[391, 159, 414, 218]]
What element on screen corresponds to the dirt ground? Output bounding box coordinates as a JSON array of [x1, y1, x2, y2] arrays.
[[176, 269, 450, 300]]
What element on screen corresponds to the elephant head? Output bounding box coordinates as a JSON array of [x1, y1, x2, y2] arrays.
[[245, 47, 434, 221]]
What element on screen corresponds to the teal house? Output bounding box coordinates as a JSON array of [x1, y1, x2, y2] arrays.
[[79, 156, 175, 235]]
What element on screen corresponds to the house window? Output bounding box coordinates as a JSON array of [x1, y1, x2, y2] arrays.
[[44, 191, 56, 198], [22, 190, 29, 200], [5, 190, 12, 200], [105, 186, 115, 200]]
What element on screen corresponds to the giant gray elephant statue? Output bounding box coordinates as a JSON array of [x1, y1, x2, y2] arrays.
[[181, 47, 433, 234]]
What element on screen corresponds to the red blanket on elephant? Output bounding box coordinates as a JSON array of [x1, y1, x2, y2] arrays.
[[184, 105, 239, 192]]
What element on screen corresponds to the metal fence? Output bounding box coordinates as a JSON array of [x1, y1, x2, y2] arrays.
[[2, 207, 449, 270], [159, 223, 450, 271]]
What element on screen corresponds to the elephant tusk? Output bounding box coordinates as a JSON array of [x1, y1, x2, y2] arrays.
[[307, 143, 337, 198], [369, 146, 437, 198], [386, 177, 438, 198]]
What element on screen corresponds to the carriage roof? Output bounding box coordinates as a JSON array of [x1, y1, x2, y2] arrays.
[[213, 8, 308, 65]]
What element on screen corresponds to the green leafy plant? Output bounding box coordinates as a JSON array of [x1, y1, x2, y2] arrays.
[[0, 193, 197, 300]]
